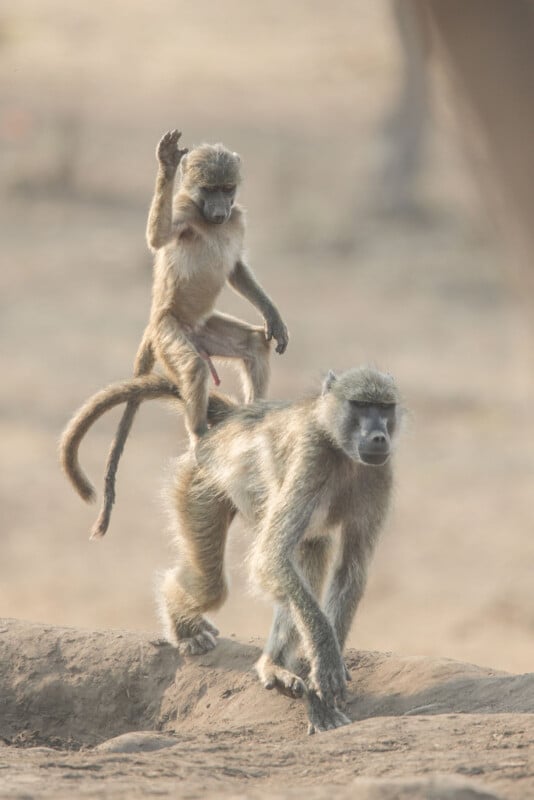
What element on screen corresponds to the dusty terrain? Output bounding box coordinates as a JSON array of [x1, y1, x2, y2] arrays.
[[1, 1, 534, 797], [1, 619, 533, 799]]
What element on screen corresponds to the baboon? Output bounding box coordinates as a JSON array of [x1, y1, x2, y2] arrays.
[[60, 366, 402, 734], [87, 129, 288, 539]]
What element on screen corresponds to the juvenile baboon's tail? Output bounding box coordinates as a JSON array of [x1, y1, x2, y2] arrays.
[[59, 375, 234, 535], [91, 335, 156, 539]]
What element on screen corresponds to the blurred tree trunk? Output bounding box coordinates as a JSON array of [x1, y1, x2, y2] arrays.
[[425, 0, 534, 293]]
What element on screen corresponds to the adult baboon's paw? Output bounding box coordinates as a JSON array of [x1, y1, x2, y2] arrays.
[[255, 654, 306, 699], [309, 653, 347, 708], [306, 692, 351, 735], [200, 618, 219, 638], [156, 129, 188, 174], [176, 629, 217, 656]]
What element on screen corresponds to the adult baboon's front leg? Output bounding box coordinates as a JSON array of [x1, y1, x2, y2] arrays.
[[323, 524, 372, 653], [251, 487, 348, 720], [257, 538, 333, 699]]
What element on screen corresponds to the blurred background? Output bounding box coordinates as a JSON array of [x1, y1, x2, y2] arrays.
[[1, 0, 533, 673]]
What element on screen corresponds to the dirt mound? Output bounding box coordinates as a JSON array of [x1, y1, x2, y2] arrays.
[[0, 618, 532, 798]]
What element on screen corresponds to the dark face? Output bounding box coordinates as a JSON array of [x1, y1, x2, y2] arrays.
[[344, 401, 397, 466], [198, 185, 237, 224]]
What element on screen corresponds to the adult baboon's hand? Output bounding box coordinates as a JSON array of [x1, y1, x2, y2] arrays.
[[309, 647, 347, 708], [305, 691, 351, 735]]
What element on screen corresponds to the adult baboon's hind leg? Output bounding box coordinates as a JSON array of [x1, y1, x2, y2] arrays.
[[160, 460, 234, 655]]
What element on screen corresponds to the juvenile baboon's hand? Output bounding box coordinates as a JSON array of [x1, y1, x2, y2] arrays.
[[264, 311, 289, 354], [306, 691, 351, 735], [308, 649, 347, 709], [157, 129, 188, 176]]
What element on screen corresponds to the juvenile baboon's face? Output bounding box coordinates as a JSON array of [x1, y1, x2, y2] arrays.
[[320, 367, 401, 466], [197, 184, 237, 224], [181, 143, 241, 225]]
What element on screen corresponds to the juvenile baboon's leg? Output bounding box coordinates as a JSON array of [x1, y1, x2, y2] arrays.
[[155, 315, 210, 443], [256, 538, 333, 698], [195, 312, 270, 402], [91, 331, 155, 539], [160, 461, 234, 654]]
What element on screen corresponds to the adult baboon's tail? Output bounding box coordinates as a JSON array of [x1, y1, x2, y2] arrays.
[[59, 375, 234, 535]]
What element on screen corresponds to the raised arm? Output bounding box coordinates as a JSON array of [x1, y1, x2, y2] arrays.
[[228, 260, 289, 354], [146, 130, 188, 252]]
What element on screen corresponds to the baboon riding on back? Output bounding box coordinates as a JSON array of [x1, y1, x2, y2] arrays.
[[90, 130, 289, 539]]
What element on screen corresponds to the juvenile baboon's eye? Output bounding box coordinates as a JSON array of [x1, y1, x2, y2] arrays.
[[222, 185, 236, 194]]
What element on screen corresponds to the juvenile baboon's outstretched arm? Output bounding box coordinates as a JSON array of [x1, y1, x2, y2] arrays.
[[228, 261, 289, 354], [146, 130, 188, 251]]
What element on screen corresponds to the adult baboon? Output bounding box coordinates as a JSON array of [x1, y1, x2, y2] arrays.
[[86, 129, 288, 539], [60, 366, 402, 733]]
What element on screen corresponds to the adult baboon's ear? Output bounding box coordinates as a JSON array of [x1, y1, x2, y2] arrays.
[[322, 370, 337, 395]]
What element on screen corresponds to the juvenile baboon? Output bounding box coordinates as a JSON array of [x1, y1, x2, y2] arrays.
[[86, 129, 288, 539], [60, 366, 402, 734]]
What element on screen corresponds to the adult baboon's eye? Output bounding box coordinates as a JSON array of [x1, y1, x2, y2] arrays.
[[349, 400, 368, 409]]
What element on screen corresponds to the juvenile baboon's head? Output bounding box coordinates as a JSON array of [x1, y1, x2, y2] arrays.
[[319, 367, 401, 466], [180, 144, 242, 224]]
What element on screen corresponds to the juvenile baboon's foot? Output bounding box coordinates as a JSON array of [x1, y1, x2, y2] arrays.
[[157, 129, 188, 176], [255, 653, 306, 699], [306, 692, 351, 735]]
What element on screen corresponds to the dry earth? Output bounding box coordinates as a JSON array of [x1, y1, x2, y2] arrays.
[[1, 619, 533, 799]]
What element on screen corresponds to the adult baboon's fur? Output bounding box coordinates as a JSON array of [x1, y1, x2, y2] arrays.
[[85, 129, 288, 539], [60, 366, 402, 734]]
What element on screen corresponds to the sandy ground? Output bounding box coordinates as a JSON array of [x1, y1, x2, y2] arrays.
[[1, 619, 533, 799], [1, 1, 534, 797]]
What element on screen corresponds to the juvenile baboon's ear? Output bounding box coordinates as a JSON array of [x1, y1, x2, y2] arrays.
[[322, 370, 337, 395], [179, 153, 188, 173]]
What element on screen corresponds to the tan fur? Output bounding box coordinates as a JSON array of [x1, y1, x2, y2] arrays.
[[86, 129, 288, 538], [59, 366, 403, 734]]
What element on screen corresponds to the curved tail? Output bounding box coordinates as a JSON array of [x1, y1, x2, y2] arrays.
[[59, 375, 234, 534]]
